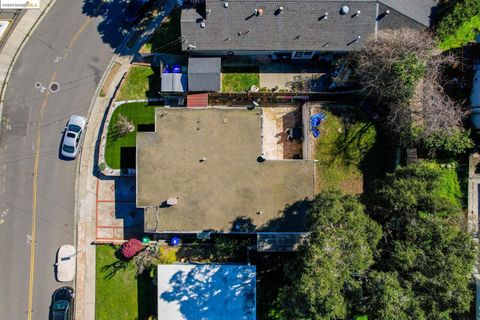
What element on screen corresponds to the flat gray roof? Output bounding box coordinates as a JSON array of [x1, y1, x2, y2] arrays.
[[157, 264, 256, 320], [137, 108, 315, 233], [161, 73, 187, 93]]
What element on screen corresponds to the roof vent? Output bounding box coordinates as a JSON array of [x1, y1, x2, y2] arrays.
[[255, 8, 263, 16], [200, 22, 206, 28], [340, 6, 349, 15], [224, 2, 228, 8], [353, 10, 361, 17], [385, 9, 390, 15], [320, 12, 328, 20]]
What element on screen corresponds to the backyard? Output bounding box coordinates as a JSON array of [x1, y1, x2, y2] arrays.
[[221, 66, 260, 92], [105, 102, 158, 169], [96, 245, 156, 320], [314, 109, 381, 194], [116, 65, 160, 101], [141, 8, 182, 54]]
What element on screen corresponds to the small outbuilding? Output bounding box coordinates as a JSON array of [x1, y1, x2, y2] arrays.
[[157, 264, 256, 320], [188, 57, 221, 92], [161, 73, 187, 93]]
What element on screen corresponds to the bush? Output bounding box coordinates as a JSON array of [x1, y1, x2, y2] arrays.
[[98, 162, 106, 171], [120, 239, 143, 259], [422, 128, 473, 158]]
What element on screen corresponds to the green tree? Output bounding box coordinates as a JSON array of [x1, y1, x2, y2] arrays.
[[279, 192, 382, 320], [365, 161, 477, 320], [366, 161, 461, 229]]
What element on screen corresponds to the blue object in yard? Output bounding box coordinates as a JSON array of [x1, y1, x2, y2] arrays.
[[163, 64, 171, 73], [170, 236, 180, 246], [310, 113, 326, 138], [173, 65, 181, 73]]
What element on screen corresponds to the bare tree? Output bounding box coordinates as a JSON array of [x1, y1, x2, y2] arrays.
[[354, 28, 466, 144], [113, 114, 134, 138]]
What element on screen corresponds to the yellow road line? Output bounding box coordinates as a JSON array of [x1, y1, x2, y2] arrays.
[[26, 1, 104, 318]]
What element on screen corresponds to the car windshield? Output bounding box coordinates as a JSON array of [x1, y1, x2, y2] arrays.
[[62, 145, 75, 153], [67, 124, 81, 132], [53, 300, 69, 311], [66, 132, 76, 138]]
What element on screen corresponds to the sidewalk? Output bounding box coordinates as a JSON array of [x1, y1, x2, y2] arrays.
[[0, 0, 56, 124], [74, 2, 176, 318]]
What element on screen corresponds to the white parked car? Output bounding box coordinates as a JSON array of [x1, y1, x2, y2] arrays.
[[61, 115, 86, 159], [56, 245, 76, 282]]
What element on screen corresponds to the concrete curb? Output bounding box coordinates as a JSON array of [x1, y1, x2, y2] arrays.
[[0, 0, 57, 134]]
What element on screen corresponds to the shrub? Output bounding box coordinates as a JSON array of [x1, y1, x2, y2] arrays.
[[422, 128, 473, 158], [98, 162, 106, 171], [120, 238, 143, 259]]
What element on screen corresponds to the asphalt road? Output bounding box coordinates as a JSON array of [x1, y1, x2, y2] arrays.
[[0, 0, 130, 318]]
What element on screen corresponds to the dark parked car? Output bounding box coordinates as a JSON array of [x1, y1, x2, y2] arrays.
[[123, 0, 152, 24], [50, 287, 74, 320]]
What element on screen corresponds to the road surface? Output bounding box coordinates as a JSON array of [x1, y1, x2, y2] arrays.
[[0, 0, 130, 318]]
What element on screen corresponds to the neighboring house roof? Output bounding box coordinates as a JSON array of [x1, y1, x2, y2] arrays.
[[188, 57, 221, 92], [157, 264, 256, 320], [161, 73, 187, 93], [181, 0, 436, 52]]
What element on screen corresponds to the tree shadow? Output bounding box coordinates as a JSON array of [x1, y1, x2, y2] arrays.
[[82, 0, 133, 53], [230, 216, 256, 232], [137, 271, 156, 320], [146, 65, 161, 99], [259, 199, 312, 232], [101, 248, 129, 280], [159, 265, 256, 319]]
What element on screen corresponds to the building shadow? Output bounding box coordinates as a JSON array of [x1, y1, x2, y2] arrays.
[[137, 271, 157, 319]]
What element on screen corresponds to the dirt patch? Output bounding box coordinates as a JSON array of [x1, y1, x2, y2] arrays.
[[100, 62, 121, 97]]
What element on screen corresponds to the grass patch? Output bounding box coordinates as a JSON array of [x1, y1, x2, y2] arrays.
[[116, 65, 159, 101], [221, 70, 260, 92], [96, 245, 156, 320], [105, 102, 158, 169], [437, 164, 462, 208], [439, 15, 480, 51], [141, 8, 181, 54], [315, 110, 377, 193]]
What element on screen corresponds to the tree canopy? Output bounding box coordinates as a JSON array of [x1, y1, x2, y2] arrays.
[[279, 192, 382, 320]]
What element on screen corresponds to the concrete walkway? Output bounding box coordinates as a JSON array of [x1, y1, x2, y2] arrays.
[[0, 0, 56, 126], [75, 1, 177, 318]]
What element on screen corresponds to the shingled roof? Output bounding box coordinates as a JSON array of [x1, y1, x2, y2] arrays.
[[181, 0, 436, 52], [188, 57, 221, 92]]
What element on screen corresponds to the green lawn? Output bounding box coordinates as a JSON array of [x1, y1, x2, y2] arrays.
[[315, 110, 377, 193], [116, 66, 159, 101], [96, 245, 156, 320], [222, 72, 260, 92], [439, 15, 480, 51], [105, 102, 158, 169], [142, 8, 181, 54]]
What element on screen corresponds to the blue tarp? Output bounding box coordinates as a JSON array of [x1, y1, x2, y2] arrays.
[[310, 113, 326, 138]]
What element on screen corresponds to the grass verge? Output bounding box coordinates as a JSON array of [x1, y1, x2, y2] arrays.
[[315, 110, 377, 193], [221, 67, 259, 92], [116, 65, 159, 101], [96, 245, 156, 320], [105, 102, 158, 169]]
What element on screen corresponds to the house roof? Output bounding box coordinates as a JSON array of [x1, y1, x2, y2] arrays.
[[181, 0, 436, 52], [157, 264, 256, 320], [138, 108, 315, 233], [161, 73, 187, 93], [188, 57, 221, 92]]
